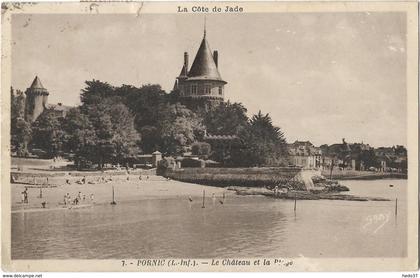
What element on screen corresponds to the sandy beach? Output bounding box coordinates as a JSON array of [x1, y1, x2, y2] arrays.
[[11, 175, 229, 212]]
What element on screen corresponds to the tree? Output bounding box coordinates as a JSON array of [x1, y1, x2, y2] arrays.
[[231, 111, 288, 167], [119, 84, 168, 129], [358, 149, 379, 169], [11, 87, 26, 120], [11, 87, 31, 156], [139, 125, 161, 154], [326, 139, 352, 178], [157, 103, 203, 155], [107, 102, 141, 164], [83, 100, 141, 168], [12, 118, 32, 157], [80, 80, 116, 106], [202, 101, 248, 136], [31, 111, 65, 158], [62, 108, 97, 169]]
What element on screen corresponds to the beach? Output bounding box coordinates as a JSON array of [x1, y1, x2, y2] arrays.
[[11, 175, 228, 212]]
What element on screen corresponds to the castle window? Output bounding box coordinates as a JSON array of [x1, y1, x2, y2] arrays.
[[218, 86, 223, 95], [204, 85, 211, 95], [191, 84, 197, 95]]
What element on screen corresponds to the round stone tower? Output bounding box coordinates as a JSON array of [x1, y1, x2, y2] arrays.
[[174, 29, 227, 111], [24, 76, 49, 123]]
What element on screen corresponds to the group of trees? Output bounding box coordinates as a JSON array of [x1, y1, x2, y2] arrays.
[[10, 80, 289, 169], [201, 102, 288, 166], [11, 88, 31, 157]]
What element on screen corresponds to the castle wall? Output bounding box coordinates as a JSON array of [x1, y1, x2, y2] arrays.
[[177, 80, 225, 111]]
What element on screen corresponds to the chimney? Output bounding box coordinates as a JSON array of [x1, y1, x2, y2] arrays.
[[213, 50, 218, 68], [184, 52, 189, 75]]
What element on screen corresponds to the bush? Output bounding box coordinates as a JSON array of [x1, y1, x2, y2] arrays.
[[191, 142, 211, 159], [181, 158, 204, 168]]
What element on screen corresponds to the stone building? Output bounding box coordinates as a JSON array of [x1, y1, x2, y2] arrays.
[[287, 140, 321, 169], [173, 28, 227, 111], [24, 76, 70, 122]]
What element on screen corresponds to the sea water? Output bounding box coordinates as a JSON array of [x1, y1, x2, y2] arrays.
[[11, 179, 407, 259]]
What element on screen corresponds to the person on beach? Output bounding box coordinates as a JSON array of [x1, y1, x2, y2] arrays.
[[274, 186, 279, 197], [77, 192, 82, 201], [63, 194, 67, 205], [146, 175, 149, 181], [139, 175, 142, 181], [23, 188, 28, 203], [66, 193, 71, 205], [21, 191, 25, 204], [66, 178, 70, 185], [188, 196, 193, 209], [82, 176, 86, 184], [90, 194, 94, 203]]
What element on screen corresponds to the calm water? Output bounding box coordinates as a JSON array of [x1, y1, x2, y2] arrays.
[[12, 179, 407, 259]]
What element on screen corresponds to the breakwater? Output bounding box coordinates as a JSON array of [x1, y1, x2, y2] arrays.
[[161, 167, 302, 187]]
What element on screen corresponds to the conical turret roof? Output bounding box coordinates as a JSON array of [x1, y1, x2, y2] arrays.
[[178, 65, 187, 77], [188, 35, 224, 81], [30, 76, 46, 90]]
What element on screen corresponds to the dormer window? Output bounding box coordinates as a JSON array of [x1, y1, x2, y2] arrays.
[[218, 86, 223, 95]]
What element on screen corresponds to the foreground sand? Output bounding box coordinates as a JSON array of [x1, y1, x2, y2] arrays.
[[11, 175, 229, 211]]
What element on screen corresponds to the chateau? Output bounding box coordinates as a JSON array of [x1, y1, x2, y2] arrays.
[[174, 28, 227, 110], [24, 76, 69, 123]]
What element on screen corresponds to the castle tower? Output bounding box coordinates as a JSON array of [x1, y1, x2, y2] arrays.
[[174, 26, 227, 111], [24, 76, 49, 123]]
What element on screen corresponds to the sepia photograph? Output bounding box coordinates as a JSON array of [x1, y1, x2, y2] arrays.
[[1, 1, 418, 272]]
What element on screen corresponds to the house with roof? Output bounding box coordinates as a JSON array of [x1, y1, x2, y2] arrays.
[[319, 139, 352, 170], [374, 146, 407, 172], [287, 140, 321, 169]]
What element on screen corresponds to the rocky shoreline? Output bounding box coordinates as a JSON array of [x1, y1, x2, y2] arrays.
[[226, 186, 390, 202], [226, 172, 391, 202]]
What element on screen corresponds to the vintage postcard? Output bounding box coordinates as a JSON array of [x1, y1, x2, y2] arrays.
[[1, 1, 418, 272]]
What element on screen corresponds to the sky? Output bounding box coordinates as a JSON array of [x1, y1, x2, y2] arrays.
[[11, 12, 407, 147]]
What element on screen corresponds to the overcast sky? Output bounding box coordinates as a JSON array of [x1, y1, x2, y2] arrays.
[[12, 12, 407, 147]]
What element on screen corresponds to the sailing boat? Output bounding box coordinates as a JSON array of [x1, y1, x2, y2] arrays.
[[110, 186, 117, 205]]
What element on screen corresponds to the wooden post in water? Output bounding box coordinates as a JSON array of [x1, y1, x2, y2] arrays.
[[202, 190, 205, 208], [111, 186, 117, 205], [294, 193, 297, 212], [395, 198, 398, 216]]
